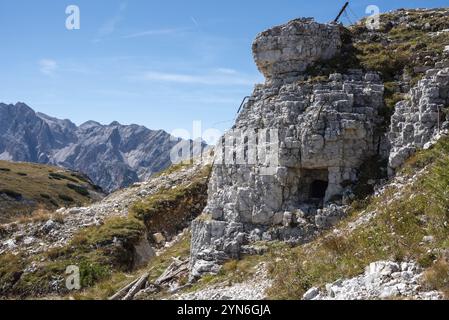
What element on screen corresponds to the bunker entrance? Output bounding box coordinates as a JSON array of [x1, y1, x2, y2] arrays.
[[309, 180, 328, 200], [298, 169, 329, 204]]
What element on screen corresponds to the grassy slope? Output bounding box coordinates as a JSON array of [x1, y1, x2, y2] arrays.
[[131, 164, 211, 235], [73, 232, 192, 300], [354, 10, 449, 121], [0, 163, 211, 299], [0, 161, 102, 223], [0, 216, 146, 298]]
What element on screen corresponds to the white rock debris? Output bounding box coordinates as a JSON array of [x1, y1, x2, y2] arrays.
[[303, 261, 442, 300], [173, 264, 272, 300]]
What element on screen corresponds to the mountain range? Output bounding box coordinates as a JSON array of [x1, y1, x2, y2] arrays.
[[0, 102, 185, 192]]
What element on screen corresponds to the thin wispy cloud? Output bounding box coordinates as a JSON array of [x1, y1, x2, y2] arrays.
[[93, 89, 140, 98], [215, 68, 238, 75], [123, 27, 189, 39], [39, 59, 57, 75], [63, 64, 94, 75], [137, 69, 261, 86], [94, 2, 127, 41], [190, 16, 199, 27]]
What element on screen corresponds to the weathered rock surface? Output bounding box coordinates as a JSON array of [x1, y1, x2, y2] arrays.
[[190, 18, 385, 277], [253, 18, 342, 80], [389, 60, 449, 171], [133, 234, 157, 269], [303, 261, 442, 300]]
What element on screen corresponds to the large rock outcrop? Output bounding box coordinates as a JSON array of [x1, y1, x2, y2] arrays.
[[253, 18, 342, 80], [190, 18, 385, 278], [389, 60, 449, 171]]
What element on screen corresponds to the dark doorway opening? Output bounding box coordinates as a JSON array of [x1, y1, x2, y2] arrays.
[[297, 168, 329, 205], [309, 180, 328, 200]]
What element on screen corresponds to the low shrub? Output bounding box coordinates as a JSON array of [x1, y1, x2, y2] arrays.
[[0, 253, 25, 295], [79, 261, 111, 288], [49, 172, 78, 183], [66, 183, 90, 197], [0, 189, 23, 200], [58, 194, 74, 202]]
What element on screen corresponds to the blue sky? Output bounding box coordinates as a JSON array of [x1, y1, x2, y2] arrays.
[[0, 0, 447, 138]]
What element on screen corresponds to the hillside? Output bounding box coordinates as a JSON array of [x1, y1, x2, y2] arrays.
[[134, 135, 444, 300], [0, 153, 212, 298], [0, 161, 103, 223], [19, 134, 445, 301]]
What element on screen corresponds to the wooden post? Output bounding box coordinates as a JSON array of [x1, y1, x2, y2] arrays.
[[334, 2, 350, 23]]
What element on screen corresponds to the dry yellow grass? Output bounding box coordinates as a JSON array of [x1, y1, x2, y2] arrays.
[[0, 160, 102, 223], [14, 207, 65, 225]]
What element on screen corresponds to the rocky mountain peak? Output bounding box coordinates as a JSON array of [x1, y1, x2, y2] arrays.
[[0, 103, 194, 192], [109, 121, 121, 127], [79, 120, 101, 130]]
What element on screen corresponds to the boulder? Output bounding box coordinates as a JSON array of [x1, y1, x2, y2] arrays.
[[132, 234, 156, 269], [153, 233, 166, 245], [253, 18, 342, 79]]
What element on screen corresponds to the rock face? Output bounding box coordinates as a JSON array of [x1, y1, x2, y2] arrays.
[[253, 18, 342, 80], [133, 234, 157, 269], [190, 19, 385, 277], [0, 103, 186, 192], [388, 60, 449, 171], [303, 261, 442, 300]]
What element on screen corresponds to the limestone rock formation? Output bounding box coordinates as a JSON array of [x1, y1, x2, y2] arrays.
[[389, 60, 449, 171], [190, 18, 385, 278], [253, 18, 342, 80]]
